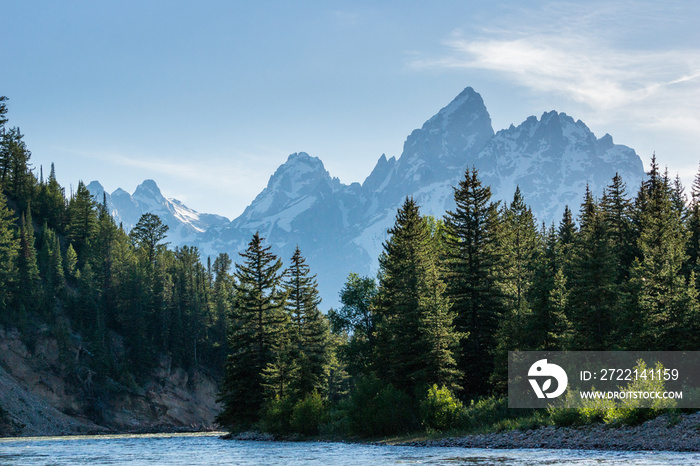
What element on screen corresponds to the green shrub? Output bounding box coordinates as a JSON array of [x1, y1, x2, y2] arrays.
[[290, 391, 326, 436], [603, 360, 675, 426], [419, 384, 463, 431], [260, 395, 294, 435], [347, 375, 418, 437], [459, 396, 529, 432], [321, 399, 352, 437], [548, 360, 675, 427], [493, 411, 550, 432], [548, 389, 615, 426]]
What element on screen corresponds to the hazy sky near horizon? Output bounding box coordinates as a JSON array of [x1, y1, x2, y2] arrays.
[[2, 0, 699, 219]]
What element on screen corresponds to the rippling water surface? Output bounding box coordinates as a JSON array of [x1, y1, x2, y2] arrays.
[[1, 433, 698, 465]]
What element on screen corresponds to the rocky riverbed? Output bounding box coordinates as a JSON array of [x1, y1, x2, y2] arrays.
[[399, 412, 700, 452]]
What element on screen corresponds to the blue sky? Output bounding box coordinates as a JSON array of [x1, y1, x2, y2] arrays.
[[2, 1, 699, 219]]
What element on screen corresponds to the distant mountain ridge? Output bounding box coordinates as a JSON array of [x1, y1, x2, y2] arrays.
[[87, 179, 230, 247], [89, 87, 645, 307]]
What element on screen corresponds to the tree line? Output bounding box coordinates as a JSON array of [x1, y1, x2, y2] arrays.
[[1, 95, 699, 435], [217, 154, 700, 434], [0, 97, 230, 392]]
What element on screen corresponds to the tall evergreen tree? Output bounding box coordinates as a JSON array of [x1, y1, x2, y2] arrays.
[[63, 243, 78, 280], [490, 188, 540, 390], [36, 163, 66, 232], [376, 197, 461, 395], [18, 210, 40, 315], [217, 232, 287, 428], [526, 225, 570, 350], [210, 253, 234, 369], [171, 246, 209, 367], [129, 213, 169, 266], [1, 127, 35, 209], [66, 181, 98, 260], [283, 246, 330, 398], [600, 173, 635, 282], [0, 192, 19, 318], [687, 165, 700, 285], [0, 96, 7, 129], [629, 160, 699, 350], [499, 187, 539, 313], [443, 167, 502, 397], [567, 188, 619, 350]]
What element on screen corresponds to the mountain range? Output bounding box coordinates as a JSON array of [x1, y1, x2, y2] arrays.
[[88, 87, 645, 308]]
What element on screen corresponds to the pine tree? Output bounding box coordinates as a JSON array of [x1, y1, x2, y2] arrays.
[[629, 159, 699, 350], [36, 163, 66, 232], [600, 173, 635, 282], [63, 243, 78, 280], [526, 225, 570, 350], [283, 246, 330, 399], [210, 253, 234, 369], [376, 197, 461, 395], [37, 223, 65, 298], [443, 167, 502, 397], [129, 213, 169, 266], [171, 246, 209, 367], [18, 210, 40, 315], [499, 188, 539, 313], [76, 262, 108, 369], [687, 165, 700, 285], [1, 127, 35, 209], [671, 174, 688, 218], [0, 96, 7, 129], [66, 181, 97, 260], [51, 234, 65, 293], [490, 188, 540, 390], [567, 188, 619, 350], [0, 192, 19, 318], [216, 232, 288, 429]]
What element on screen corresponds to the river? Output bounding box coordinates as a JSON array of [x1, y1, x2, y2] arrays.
[[1, 432, 698, 465]]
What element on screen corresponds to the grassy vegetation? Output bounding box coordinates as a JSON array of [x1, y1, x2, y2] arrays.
[[251, 384, 692, 442]]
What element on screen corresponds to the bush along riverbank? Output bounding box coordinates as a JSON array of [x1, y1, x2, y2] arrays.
[[219, 381, 700, 452]]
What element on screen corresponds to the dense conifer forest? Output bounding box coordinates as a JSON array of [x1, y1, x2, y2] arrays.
[[1, 95, 699, 436]]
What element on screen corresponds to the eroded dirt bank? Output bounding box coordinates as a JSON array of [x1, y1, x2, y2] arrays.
[[0, 327, 220, 437]]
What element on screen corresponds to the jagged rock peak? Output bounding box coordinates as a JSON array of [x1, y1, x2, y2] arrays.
[[402, 87, 494, 162], [431, 86, 489, 123], [267, 152, 330, 186], [363, 153, 397, 191], [86, 180, 105, 198], [134, 179, 164, 199]]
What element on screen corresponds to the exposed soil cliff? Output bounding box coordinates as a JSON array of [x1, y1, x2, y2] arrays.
[[0, 327, 220, 437]]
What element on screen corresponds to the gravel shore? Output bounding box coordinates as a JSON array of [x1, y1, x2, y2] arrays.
[[400, 412, 700, 452]]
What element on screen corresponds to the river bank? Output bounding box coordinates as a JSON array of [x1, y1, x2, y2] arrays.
[[394, 412, 700, 452], [219, 412, 700, 452], [0, 327, 220, 437]]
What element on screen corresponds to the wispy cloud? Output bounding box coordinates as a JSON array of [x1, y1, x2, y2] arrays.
[[409, 0, 700, 183], [413, 33, 700, 116]]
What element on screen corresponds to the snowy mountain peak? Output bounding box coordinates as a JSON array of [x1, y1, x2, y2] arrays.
[[270, 152, 330, 193], [235, 152, 336, 224], [433, 86, 485, 123], [87, 179, 229, 245], [474, 108, 643, 223], [96, 86, 646, 310], [86, 180, 105, 199], [133, 179, 165, 202]]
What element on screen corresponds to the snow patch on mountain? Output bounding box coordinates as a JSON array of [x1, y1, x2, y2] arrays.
[[87, 180, 230, 245]]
